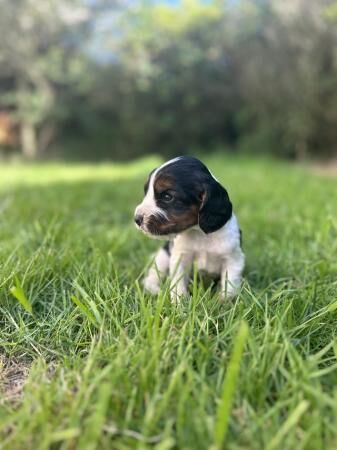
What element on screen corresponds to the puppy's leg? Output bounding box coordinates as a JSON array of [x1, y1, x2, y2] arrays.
[[143, 244, 170, 294], [169, 250, 193, 303], [221, 250, 245, 299]]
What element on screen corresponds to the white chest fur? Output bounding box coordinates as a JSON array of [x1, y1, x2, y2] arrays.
[[172, 214, 241, 276], [143, 213, 244, 300]]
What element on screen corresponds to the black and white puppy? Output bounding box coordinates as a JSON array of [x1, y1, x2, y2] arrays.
[[134, 156, 245, 302]]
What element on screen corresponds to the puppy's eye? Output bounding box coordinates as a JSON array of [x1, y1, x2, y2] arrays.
[[162, 192, 173, 202]]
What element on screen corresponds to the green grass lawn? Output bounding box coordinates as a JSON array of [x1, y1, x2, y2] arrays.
[[0, 155, 336, 450]]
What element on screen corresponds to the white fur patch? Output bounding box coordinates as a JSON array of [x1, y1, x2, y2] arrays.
[[135, 157, 181, 229], [143, 248, 170, 294], [144, 214, 245, 300]]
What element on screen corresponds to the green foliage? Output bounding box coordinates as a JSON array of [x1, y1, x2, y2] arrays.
[[1, 0, 337, 160], [78, 0, 337, 160], [213, 321, 249, 449], [0, 155, 336, 449], [0, 0, 100, 156]]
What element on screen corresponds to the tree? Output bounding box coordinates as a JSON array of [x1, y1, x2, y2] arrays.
[[2, 0, 336, 160], [0, 0, 94, 158]]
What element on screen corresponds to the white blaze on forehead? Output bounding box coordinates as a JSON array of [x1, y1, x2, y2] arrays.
[[135, 170, 157, 217], [156, 156, 182, 172], [135, 158, 182, 220], [209, 170, 220, 183]]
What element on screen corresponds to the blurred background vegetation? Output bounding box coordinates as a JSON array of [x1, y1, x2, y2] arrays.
[[0, 0, 336, 162]]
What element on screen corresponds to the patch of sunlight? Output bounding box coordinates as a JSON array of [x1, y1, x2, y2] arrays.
[[0, 156, 162, 187]]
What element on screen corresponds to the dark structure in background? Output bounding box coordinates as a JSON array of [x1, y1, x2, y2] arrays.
[[0, 0, 337, 161]]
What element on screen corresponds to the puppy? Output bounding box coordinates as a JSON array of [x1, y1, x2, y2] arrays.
[[134, 156, 245, 302]]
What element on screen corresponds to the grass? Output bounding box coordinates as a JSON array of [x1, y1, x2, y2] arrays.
[[0, 154, 336, 450]]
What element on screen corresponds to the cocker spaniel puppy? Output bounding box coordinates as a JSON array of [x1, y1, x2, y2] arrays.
[[134, 156, 244, 302]]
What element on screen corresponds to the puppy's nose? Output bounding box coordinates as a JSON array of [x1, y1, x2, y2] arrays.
[[134, 214, 144, 226]]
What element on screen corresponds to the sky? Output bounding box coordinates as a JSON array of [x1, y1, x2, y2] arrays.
[[85, 0, 241, 63]]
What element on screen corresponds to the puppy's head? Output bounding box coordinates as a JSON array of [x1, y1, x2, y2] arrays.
[[134, 156, 232, 238]]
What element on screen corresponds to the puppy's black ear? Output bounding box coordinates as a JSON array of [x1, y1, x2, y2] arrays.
[[198, 179, 232, 234]]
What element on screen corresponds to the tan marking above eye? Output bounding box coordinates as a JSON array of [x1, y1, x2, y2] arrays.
[[154, 175, 174, 194]]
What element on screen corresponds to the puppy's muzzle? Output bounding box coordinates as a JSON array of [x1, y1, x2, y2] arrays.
[[134, 214, 144, 227]]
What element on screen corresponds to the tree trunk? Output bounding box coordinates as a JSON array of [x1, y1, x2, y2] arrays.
[[20, 121, 38, 159], [38, 122, 56, 154], [295, 139, 308, 161]]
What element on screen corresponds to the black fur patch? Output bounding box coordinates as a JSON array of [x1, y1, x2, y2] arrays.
[[163, 241, 171, 255], [142, 156, 233, 237], [155, 156, 232, 234], [144, 169, 155, 194]]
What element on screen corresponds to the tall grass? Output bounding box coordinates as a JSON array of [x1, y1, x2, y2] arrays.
[[0, 155, 336, 449]]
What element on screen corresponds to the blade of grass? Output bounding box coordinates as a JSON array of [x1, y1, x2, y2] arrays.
[[77, 382, 111, 450], [70, 295, 99, 328], [212, 320, 249, 450], [266, 400, 309, 450], [10, 277, 32, 314]]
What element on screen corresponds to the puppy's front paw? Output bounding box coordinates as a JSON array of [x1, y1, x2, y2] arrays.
[[143, 275, 160, 295], [170, 284, 188, 303], [220, 285, 239, 301]]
